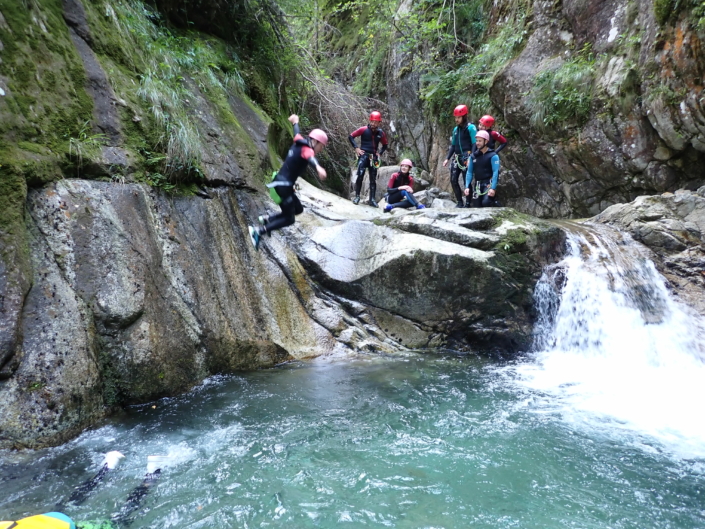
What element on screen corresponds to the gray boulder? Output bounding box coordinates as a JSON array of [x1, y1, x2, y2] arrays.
[[592, 187, 705, 315]]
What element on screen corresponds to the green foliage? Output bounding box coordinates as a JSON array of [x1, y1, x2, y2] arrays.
[[526, 46, 596, 130], [420, 1, 532, 120], [654, 0, 705, 26], [101, 1, 250, 177], [66, 121, 108, 175]]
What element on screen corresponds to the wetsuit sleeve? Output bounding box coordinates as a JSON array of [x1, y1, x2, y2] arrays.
[[293, 123, 301, 137], [408, 175, 414, 189], [491, 154, 500, 189], [466, 157, 474, 188], [469, 124, 477, 145], [492, 130, 507, 153], [348, 127, 365, 149], [301, 146, 320, 168], [378, 130, 388, 155]]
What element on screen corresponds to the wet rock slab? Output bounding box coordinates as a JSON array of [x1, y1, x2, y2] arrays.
[[592, 186, 705, 315]]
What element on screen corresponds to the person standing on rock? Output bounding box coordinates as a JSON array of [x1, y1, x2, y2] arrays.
[[442, 104, 477, 208], [248, 114, 328, 251], [348, 111, 389, 207], [477, 115, 507, 154], [384, 159, 426, 212], [464, 130, 501, 208]]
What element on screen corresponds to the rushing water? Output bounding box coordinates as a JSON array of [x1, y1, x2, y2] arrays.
[[2, 224, 705, 528]]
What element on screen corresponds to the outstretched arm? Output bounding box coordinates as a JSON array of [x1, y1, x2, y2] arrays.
[[289, 114, 301, 138]]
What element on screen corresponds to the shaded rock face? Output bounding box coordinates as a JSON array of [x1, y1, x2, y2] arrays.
[[592, 186, 705, 316], [384, 0, 705, 218], [493, 0, 705, 217], [0, 180, 341, 448]]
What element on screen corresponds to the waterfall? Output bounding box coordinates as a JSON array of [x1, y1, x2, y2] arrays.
[[513, 223, 705, 458]]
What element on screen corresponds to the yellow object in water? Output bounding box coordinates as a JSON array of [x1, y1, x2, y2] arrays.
[[0, 513, 76, 529]]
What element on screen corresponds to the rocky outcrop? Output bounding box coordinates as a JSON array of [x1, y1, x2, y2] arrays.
[[288, 182, 566, 353], [592, 186, 705, 315], [0, 175, 566, 448]]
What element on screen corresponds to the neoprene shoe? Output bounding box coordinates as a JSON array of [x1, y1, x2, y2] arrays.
[[368, 199, 378, 208], [248, 226, 261, 251], [258, 214, 269, 225], [352, 196, 360, 205], [384, 204, 394, 212], [455, 201, 464, 208], [416, 204, 426, 209]]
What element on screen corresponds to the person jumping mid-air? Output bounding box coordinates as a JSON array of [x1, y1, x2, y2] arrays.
[[465, 130, 501, 208], [249, 114, 328, 251], [348, 111, 388, 207], [443, 104, 477, 208], [384, 159, 425, 212]]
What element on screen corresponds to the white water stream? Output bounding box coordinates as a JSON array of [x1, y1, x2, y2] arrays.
[[512, 223, 705, 459]]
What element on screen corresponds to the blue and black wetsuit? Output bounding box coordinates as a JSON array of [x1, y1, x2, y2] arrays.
[[264, 124, 321, 234], [349, 126, 388, 200], [466, 148, 501, 208], [445, 122, 476, 205]]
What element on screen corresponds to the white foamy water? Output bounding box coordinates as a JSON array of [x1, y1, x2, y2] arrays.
[[513, 223, 705, 459]]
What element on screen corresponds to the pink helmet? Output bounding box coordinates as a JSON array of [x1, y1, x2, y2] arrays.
[[400, 159, 413, 168], [479, 115, 495, 128], [453, 104, 468, 117], [370, 111, 382, 122], [476, 130, 490, 142], [308, 129, 328, 146]]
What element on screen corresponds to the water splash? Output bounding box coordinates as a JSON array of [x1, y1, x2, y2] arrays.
[[514, 223, 705, 458]]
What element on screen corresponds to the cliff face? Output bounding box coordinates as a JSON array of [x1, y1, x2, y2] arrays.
[[0, 0, 569, 449], [381, 0, 705, 218]]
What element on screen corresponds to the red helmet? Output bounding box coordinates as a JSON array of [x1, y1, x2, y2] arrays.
[[400, 159, 413, 168], [308, 129, 328, 146], [369, 111, 382, 122], [479, 115, 495, 128], [453, 105, 468, 117], [476, 130, 490, 142]]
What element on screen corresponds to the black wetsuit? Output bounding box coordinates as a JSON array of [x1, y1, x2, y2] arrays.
[[264, 124, 320, 233], [349, 126, 388, 200], [386, 172, 418, 208], [466, 148, 501, 208], [445, 123, 476, 205]]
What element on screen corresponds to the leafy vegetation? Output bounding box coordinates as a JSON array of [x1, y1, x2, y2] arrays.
[[67, 121, 108, 175], [526, 46, 597, 130]]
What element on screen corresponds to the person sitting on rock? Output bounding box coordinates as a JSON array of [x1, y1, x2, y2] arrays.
[[384, 159, 425, 212], [476, 114, 507, 154], [442, 104, 477, 208], [464, 130, 501, 208], [348, 111, 388, 207], [249, 114, 328, 251]]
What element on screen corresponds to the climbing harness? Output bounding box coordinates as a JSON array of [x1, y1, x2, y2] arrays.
[[266, 171, 297, 204], [453, 154, 468, 170], [472, 180, 491, 200]]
